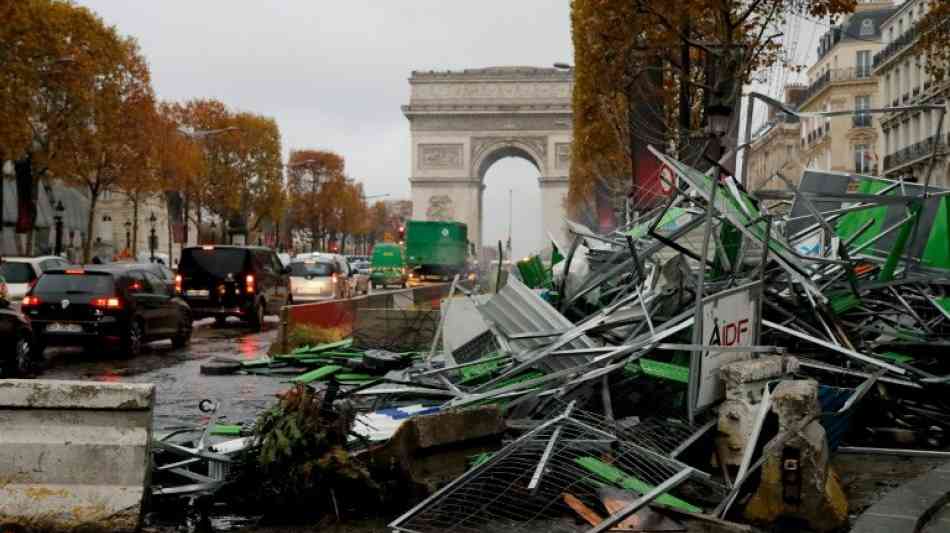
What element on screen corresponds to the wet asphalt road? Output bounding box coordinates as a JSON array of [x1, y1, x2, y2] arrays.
[[37, 317, 290, 432]]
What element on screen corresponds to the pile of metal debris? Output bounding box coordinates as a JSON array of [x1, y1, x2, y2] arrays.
[[150, 133, 950, 530], [384, 140, 950, 530]]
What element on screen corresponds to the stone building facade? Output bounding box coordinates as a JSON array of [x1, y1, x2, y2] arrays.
[[745, 87, 806, 192], [403, 66, 572, 252], [745, 2, 897, 188], [95, 190, 197, 265], [874, 0, 950, 186], [798, 2, 895, 176]]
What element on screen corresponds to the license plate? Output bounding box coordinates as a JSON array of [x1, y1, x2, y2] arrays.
[[47, 322, 82, 333], [186, 289, 210, 297]]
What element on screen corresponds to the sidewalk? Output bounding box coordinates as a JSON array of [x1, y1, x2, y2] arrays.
[[851, 459, 950, 533]]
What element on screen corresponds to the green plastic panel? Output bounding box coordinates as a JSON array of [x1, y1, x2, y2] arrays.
[[575, 457, 701, 513]]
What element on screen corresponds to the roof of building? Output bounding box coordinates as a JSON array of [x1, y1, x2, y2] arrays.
[[817, 5, 898, 57]]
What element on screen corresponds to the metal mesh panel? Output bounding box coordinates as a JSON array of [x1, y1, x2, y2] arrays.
[[452, 330, 502, 364], [392, 407, 726, 533]]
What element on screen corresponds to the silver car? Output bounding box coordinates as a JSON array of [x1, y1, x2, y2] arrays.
[[289, 259, 348, 301]]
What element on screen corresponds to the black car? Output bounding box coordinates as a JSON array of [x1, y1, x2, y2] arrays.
[[0, 298, 35, 377], [140, 261, 176, 294], [176, 245, 291, 329], [21, 264, 193, 356]]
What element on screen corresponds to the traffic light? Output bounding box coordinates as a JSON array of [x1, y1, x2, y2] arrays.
[[398, 225, 405, 240]]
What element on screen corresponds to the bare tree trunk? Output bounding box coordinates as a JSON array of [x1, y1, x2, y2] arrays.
[[83, 192, 99, 263], [165, 192, 175, 265], [182, 191, 191, 245], [131, 196, 140, 257], [13, 156, 35, 256], [195, 197, 203, 244]]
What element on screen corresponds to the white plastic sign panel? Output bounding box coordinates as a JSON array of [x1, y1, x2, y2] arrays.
[[695, 282, 760, 410]]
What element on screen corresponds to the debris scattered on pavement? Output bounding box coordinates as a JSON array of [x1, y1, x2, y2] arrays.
[[150, 144, 950, 531]]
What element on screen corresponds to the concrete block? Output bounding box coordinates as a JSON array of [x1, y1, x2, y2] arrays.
[[721, 356, 798, 401], [745, 379, 847, 532], [0, 379, 154, 532], [771, 379, 820, 431], [369, 406, 505, 496], [717, 357, 798, 468], [411, 406, 506, 450], [353, 308, 440, 352]]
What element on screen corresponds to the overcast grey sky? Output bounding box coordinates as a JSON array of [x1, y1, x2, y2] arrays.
[[76, 0, 573, 258]]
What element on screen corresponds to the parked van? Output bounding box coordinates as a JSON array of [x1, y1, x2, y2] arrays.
[[369, 243, 407, 289]]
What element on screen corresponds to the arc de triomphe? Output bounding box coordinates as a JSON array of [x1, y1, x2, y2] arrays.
[[402, 66, 572, 256]]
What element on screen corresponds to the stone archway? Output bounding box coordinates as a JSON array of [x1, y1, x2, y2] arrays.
[[403, 66, 572, 256]]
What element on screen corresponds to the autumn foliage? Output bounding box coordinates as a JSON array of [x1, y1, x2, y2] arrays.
[[286, 150, 371, 253], [917, 2, 950, 82], [569, 0, 858, 214]]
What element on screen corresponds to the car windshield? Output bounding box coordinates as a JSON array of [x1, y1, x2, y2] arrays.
[[33, 273, 114, 295], [290, 262, 333, 277], [180, 248, 249, 276], [0, 262, 36, 284]]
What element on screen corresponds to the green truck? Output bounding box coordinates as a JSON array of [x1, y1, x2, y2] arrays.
[[369, 242, 408, 289], [405, 220, 469, 281]]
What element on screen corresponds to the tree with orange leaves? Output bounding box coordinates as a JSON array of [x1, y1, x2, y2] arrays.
[[569, 0, 859, 216], [336, 180, 368, 254], [286, 149, 345, 251], [151, 102, 205, 258], [166, 98, 233, 240], [227, 111, 284, 240], [57, 32, 156, 262], [168, 100, 283, 245], [916, 2, 950, 82], [0, 0, 133, 254]]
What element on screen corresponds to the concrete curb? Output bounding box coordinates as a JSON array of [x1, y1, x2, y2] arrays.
[[850, 460, 950, 533]]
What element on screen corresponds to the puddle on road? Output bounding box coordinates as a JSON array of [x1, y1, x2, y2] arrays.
[[37, 318, 291, 431]]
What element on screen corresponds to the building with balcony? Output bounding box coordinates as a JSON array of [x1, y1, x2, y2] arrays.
[[745, 86, 806, 193], [745, 2, 895, 190], [874, 0, 950, 186], [797, 2, 895, 177]]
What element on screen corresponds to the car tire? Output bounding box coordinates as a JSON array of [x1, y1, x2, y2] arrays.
[[123, 319, 144, 358], [172, 310, 192, 349], [247, 300, 265, 331], [2, 330, 34, 378]]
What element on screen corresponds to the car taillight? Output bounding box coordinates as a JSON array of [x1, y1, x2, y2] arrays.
[[21, 295, 41, 307], [174, 274, 182, 294], [92, 297, 122, 309], [245, 274, 255, 293]]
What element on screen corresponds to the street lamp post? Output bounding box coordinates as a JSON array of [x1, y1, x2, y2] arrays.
[[149, 212, 158, 262], [124, 220, 132, 250], [53, 201, 65, 257]]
